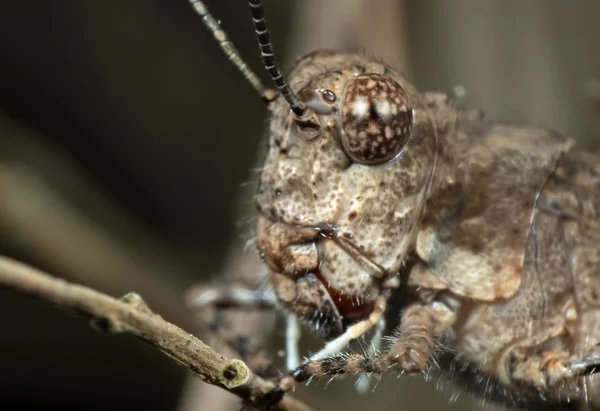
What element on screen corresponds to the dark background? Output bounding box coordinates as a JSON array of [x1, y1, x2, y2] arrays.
[[0, 1, 599, 410], [0, 1, 279, 409]]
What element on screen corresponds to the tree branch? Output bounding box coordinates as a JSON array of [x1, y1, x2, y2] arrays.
[[0, 255, 313, 411]]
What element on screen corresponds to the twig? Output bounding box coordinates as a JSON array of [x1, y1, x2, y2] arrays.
[[0, 255, 313, 411]]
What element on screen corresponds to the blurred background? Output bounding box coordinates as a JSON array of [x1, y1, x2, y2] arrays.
[[0, 1, 599, 410]]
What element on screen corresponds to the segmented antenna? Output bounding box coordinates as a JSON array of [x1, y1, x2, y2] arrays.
[[188, 0, 277, 103], [248, 0, 307, 117]]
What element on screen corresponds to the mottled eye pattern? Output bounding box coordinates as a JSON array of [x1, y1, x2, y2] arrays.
[[341, 74, 413, 164]]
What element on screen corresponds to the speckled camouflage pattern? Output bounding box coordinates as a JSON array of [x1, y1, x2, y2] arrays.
[[256, 53, 436, 317], [254, 51, 600, 403]]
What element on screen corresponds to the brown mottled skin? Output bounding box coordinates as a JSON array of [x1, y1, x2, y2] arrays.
[[253, 51, 600, 404]]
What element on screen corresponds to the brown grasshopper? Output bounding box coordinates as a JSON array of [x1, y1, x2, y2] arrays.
[[188, 0, 600, 407]]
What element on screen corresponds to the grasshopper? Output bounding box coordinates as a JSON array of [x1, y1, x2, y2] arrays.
[[188, 0, 600, 407]]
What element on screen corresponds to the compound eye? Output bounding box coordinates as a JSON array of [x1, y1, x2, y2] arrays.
[[341, 74, 413, 165]]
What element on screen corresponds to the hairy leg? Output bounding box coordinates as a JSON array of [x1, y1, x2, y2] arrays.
[[279, 301, 453, 391], [504, 344, 600, 395], [307, 296, 388, 362], [354, 316, 386, 394]]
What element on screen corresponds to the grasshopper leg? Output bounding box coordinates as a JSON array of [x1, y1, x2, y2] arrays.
[[279, 301, 452, 391], [208, 316, 280, 379], [185, 283, 276, 310], [185, 283, 279, 378], [506, 345, 600, 393]]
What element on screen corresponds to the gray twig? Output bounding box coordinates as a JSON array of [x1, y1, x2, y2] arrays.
[[0, 255, 313, 411]]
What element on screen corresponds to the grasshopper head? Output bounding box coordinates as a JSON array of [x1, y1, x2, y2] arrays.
[[190, 0, 437, 335], [255, 52, 437, 333]]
